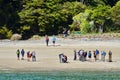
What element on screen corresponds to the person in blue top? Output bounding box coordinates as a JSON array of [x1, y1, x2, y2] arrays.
[[21, 49, 25, 60], [95, 49, 99, 60], [52, 35, 56, 46], [101, 51, 106, 62], [88, 51, 92, 61]]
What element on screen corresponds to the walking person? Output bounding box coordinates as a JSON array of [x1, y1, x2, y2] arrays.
[[16, 49, 20, 60], [21, 49, 25, 60], [45, 35, 49, 46], [108, 50, 112, 62], [52, 35, 56, 46]]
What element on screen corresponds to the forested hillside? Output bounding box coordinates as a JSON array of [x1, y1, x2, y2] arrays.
[[0, 0, 120, 39]]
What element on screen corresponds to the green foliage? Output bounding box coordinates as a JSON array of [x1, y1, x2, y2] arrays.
[[89, 5, 111, 33], [0, 25, 12, 39], [18, 25, 31, 39], [19, 25, 30, 33], [111, 1, 120, 25], [0, 0, 120, 39], [19, 0, 85, 36], [71, 9, 92, 33]]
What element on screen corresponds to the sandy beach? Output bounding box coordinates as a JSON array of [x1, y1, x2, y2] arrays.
[[0, 37, 120, 71]]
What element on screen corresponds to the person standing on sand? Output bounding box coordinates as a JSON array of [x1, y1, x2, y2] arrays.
[[84, 51, 87, 61], [73, 49, 77, 60], [101, 51, 106, 62], [52, 35, 56, 46], [27, 51, 30, 61], [108, 50, 112, 62], [88, 51, 92, 61], [32, 51, 36, 62], [95, 49, 99, 60], [93, 51, 97, 62], [63, 54, 67, 63], [21, 49, 25, 60], [59, 53, 64, 63], [45, 35, 49, 46], [79, 50, 84, 61], [16, 49, 20, 60]]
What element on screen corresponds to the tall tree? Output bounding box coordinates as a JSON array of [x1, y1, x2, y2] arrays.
[[89, 5, 111, 33], [111, 1, 120, 31], [0, 0, 21, 27], [111, 1, 120, 25], [19, 0, 85, 38]]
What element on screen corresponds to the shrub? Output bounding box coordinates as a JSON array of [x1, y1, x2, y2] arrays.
[[29, 35, 41, 40], [0, 25, 12, 39]]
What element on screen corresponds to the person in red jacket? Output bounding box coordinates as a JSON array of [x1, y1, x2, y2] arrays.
[[45, 35, 49, 46]]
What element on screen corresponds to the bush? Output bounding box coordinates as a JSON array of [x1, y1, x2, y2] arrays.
[[10, 34, 22, 41], [0, 25, 12, 39], [29, 35, 41, 40]]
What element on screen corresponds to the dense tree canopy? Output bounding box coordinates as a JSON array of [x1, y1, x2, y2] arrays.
[[0, 0, 120, 39], [19, 0, 85, 39]]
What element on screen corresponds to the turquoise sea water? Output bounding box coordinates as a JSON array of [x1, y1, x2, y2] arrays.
[[0, 71, 120, 80]]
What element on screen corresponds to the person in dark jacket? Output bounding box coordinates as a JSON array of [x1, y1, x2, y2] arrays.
[[21, 49, 25, 60], [73, 49, 77, 60], [16, 49, 20, 60], [108, 50, 112, 62]]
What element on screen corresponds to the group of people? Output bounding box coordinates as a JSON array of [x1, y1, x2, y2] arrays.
[[16, 48, 112, 63], [45, 35, 56, 46], [59, 53, 68, 63], [16, 49, 36, 62], [73, 49, 112, 62]]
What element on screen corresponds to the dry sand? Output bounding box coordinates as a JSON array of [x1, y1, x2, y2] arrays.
[[0, 38, 120, 71]]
